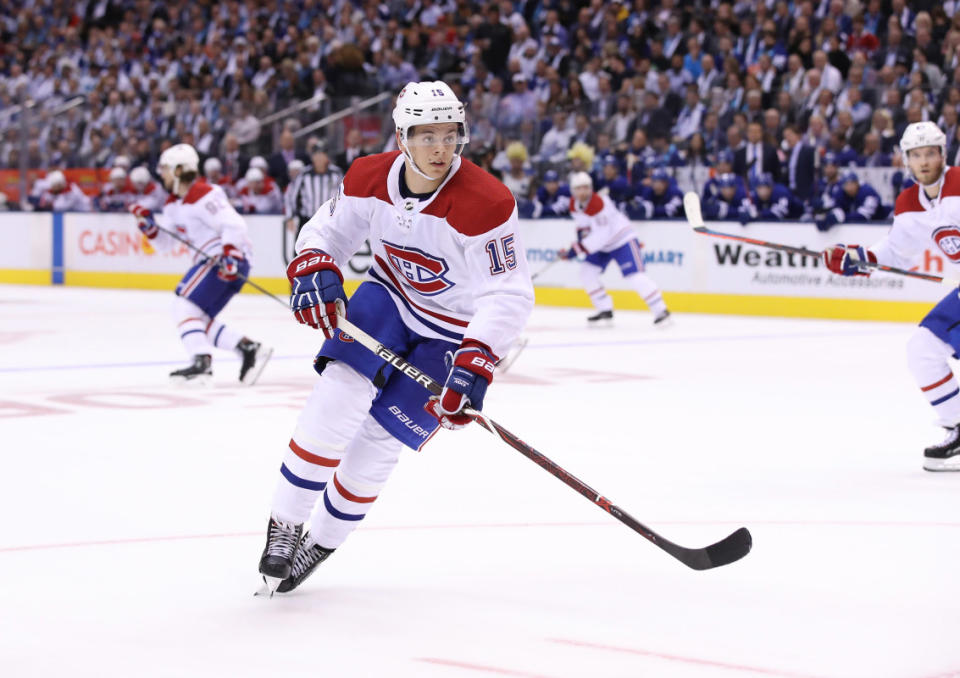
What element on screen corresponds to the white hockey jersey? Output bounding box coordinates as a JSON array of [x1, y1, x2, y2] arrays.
[[152, 179, 253, 265], [872, 166, 960, 271], [97, 180, 138, 211], [31, 179, 93, 212], [296, 151, 534, 357], [237, 178, 283, 214], [569, 190, 635, 254]]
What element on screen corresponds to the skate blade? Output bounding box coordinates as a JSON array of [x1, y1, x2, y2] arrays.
[[254, 575, 283, 597], [923, 457, 960, 472], [241, 346, 274, 386], [653, 316, 674, 329], [169, 374, 212, 387]]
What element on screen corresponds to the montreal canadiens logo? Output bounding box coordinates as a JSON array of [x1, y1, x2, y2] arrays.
[[382, 241, 454, 295], [933, 226, 960, 261]]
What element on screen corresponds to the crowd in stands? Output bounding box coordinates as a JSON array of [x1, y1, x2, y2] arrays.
[[3, 0, 960, 229]]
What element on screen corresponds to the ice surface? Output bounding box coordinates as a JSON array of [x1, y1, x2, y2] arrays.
[[1, 284, 959, 677]]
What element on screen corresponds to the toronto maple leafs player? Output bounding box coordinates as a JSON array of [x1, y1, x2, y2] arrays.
[[559, 171, 670, 325], [128, 143, 273, 384], [257, 81, 534, 594], [821, 122, 960, 470]]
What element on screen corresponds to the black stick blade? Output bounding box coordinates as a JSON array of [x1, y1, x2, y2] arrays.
[[703, 527, 752, 569]]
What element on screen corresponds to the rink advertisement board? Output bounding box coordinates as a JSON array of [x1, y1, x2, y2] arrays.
[[0, 212, 949, 322]]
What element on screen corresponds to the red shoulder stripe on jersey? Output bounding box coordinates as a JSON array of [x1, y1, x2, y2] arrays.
[[182, 179, 214, 205], [164, 194, 177, 206], [584, 193, 603, 216], [894, 183, 922, 216], [421, 159, 516, 236], [342, 151, 398, 203], [942, 166, 960, 199], [289, 439, 339, 467], [373, 256, 470, 327], [569, 196, 576, 212], [332, 474, 377, 503]]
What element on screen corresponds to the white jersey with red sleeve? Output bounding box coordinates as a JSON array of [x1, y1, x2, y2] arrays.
[[295, 151, 534, 357], [569, 191, 635, 255], [871, 166, 960, 271], [238, 177, 283, 214], [153, 179, 253, 265], [98, 181, 138, 211]]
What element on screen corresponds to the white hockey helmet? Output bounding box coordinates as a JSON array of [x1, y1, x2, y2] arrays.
[[249, 156, 268, 171], [245, 167, 264, 183], [569, 171, 593, 190], [288, 158, 305, 175], [130, 167, 151, 187], [157, 143, 199, 193], [113, 155, 131, 170], [109, 167, 126, 181], [46, 170, 66, 189], [203, 157, 222, 177], [393, 80, 469, 179], [899, 121, 947, 157]]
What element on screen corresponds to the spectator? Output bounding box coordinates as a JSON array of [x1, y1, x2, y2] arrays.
[[735, 122, 781, 182], [29, 170, 92, 212], [636, 90, 673, 142], [815, 170, 888, 230], [335, 128, 366, 172], [813, 152, 844, 214], [284, 148, 342, 236], [672, 85, 705, 145], [780, 124, 818, 203], [268, 129, 305, 189], [739, 171, 804, 224], [539, 110, 574, 163], [857, 133, 892, 167], [500, 142, 533, 203]]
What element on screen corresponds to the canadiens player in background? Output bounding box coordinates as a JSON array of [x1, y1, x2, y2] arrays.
[[560, 171, 670, 325], [822, 121, 960, 471], [128, 143, 273, 385], [257, 81, 534, 595]]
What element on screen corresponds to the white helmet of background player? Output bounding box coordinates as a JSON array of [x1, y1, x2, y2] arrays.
[[392, 80, 469, 180], [130, 167, 151, 188], [203, 157, 222, 179], [157, 143, 200, 194], [46, 170, 66, 191]]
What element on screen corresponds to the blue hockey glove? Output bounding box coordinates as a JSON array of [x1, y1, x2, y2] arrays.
[[286, 249, 346, 338], [424, 341, 496, 430]]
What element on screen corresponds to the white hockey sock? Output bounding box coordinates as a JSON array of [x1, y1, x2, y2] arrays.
[[906, 327, 960, 426], [580, 263, 613, 312], [171, 296, 213, 356], [626, 272, 668, 315], [205, 319, 244, 351], [271, 362, 378, 524], [308, 415, 401, 550]]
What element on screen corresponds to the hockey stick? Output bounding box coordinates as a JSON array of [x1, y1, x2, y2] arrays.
[[147, 220, 291, 304], [682, 192, 960, 286], [335, 311, 752, 571], [531, 257, 561, 281]]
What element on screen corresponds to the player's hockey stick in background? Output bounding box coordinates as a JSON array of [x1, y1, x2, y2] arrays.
[[147, 221, 291, 300], [335, 310, 753, 571], [531, 257, 561, 281], [682, 192, 960, 286]]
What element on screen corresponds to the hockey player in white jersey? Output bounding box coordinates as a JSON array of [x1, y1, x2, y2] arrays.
[[258, 81, 534, 594], [128, 143, 272, 385], [559, 171, 670, 325], [822, 121, 960, 470]]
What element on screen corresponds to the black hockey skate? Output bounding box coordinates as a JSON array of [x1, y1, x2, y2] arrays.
[[923, 425, 960, 471], [258, 517, 303, 594], [276, 531, 335, 593], [237, 338, 273, 385], [653, 310, 672, 326], [587, 309, 614, 324], [169, 354, 212, 383]]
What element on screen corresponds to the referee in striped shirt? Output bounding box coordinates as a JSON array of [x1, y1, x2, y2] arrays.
[[283, 148, 343, 262]]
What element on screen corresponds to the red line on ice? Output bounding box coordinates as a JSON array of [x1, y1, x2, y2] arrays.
[[548, 638, 829, 678], [415, 658, 556, 678]]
